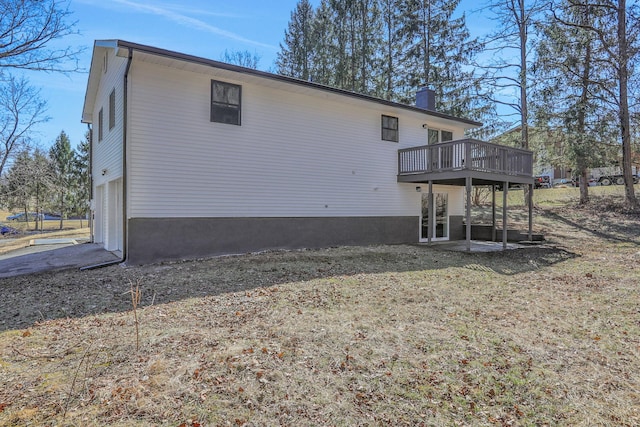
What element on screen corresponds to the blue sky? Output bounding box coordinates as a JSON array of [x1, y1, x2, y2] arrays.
[[28, 0, 484, 150]]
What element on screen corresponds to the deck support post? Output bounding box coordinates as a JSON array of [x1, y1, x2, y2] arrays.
[[466, 176, 472, 252], [528, 183, 533, 241], [492, 185, 497, 242], [503, 181, 509, 250], [428, 181, 433, 245]]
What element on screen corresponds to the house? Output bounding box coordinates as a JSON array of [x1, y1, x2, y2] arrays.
[[82, 40, 534, 265]]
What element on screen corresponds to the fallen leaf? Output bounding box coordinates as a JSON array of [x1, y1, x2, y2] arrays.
[[22, 331, 31, 337]]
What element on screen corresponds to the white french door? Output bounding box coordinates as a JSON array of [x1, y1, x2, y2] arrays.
[[420, 192, 449, 241]]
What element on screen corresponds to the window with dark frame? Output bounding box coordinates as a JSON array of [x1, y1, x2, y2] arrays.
[[211, 80, 241, 125], [109, 89, 115, 130], [428, 128, 454, 144], [381, 115, 399, 142], [428, 129, 439, 145], [98, 108, 103, 142]]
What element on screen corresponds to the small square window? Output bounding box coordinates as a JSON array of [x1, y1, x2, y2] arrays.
[[109, 89, 115, 130], [441, 130, 453, 142], [211, 80, 241, 125], [381, 115, 398, 142]]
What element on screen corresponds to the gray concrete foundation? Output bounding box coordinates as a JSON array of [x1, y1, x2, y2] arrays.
[[127, 216, 419, 264]]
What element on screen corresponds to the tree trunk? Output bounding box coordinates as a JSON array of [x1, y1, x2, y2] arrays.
[[577, 7, 592, 205], [59, 190, 65, 230], [617, 0, 637, 208]]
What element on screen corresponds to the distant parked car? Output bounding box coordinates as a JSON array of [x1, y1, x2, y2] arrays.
[[1, 224, 19, 235], [6, 212, 40, 222], [42, 212, 62, 220], [5, 212, 62, 221]]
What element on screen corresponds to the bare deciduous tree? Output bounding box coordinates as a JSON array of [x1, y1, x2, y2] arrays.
[[0, 0, 82, 72], [0, 75, 49, 177], [221, 49, 261, 69], [479, 0, 546, 151]]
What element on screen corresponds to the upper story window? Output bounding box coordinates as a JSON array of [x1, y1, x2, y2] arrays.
[[211, 80, 241, 125], [381, 115, 399, 142], [428, 128, 453, 144], [109, 89, 116, 130], [98, 108, 104, 142]]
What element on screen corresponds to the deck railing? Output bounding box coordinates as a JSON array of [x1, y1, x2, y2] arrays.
[[398, 138, 533, 178]]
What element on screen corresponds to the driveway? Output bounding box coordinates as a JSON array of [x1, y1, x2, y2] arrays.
[[0, 239, 120, 278]]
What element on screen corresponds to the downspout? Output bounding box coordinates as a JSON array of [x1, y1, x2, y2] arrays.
[[82, 47, 133, 270], [121, 46, 133, 263], [87, 123, 93, 243]]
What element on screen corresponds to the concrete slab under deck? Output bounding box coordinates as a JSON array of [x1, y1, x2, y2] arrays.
[[422, 240, 542, 252]]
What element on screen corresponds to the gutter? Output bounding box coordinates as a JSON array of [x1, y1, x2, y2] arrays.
[[81, 47, 134, 271]]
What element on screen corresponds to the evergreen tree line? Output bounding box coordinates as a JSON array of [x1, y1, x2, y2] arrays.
[[0, 131, 90, 230], [275, 0, 491, 123], [276, 0, 639, 206]]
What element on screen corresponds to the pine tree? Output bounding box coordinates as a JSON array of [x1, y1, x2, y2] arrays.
[[2, 150, 35, 227], [49, 130, 75, 230], [310, 0, 335, 85], [31, 149, 54, 230], [276, 0, 315, 80], [71, 131, 90, 227], [398, 0, 483, 117], [377, 0, 406, 100], [275, 0, 491, 123], [1, 149, 53, 230], [534, 0, 607, 203]]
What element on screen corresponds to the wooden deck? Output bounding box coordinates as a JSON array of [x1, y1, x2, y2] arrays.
[[397, 138, 534, 185]]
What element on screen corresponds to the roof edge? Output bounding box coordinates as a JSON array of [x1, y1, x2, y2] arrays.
[[111, 40, 482, 128]]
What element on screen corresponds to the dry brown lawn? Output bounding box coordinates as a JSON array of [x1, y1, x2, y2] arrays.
[[1, 196, 639, 426]]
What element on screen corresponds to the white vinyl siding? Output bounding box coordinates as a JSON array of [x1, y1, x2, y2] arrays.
[[92, 49, 127, 189], [127, 60, 470, 219]]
